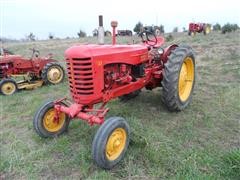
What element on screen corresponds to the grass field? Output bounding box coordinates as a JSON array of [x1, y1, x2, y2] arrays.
[[0, 31, 240, 179]]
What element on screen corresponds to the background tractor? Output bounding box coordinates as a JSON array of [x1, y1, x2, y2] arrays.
[[0, 48, 65, 95], [33, 19, 196, 169], [188, 23, 211, 36]]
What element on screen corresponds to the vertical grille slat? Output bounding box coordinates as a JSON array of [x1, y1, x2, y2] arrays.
[[66, 57, 94, 95]]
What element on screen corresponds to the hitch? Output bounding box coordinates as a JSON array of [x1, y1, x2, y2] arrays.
[[54, 99, 108, 125]]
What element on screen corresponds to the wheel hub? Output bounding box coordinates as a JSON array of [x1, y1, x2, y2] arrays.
[[43, 109, 65, 132], [1, 82, 16, 95], [106, 128, 127, 161], [47, 67, 63, 84]]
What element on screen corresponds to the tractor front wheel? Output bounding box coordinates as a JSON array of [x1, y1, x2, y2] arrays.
[[41, 62, 65, 85], [162, 45, 195, 111], [92, 117, 130, 169], [33, 101, 70, 138], [0, 78, 18, 95]]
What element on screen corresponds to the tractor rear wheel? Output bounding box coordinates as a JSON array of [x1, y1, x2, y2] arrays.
[[41, 62, 65, 85], [162, 45, 195, 111], [33, 101, 70, 138], [0, 78, 18, 95], [119, 90, 141, 101], [92, 117, 130, 169]]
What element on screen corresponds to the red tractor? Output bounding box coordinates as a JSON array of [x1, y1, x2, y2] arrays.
[[33, 21, 196, 169], [188, 23, 211, 36], [0, 48, 65, 95]]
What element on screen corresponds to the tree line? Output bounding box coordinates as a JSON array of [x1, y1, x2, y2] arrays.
[[1, 22, 239, 42]]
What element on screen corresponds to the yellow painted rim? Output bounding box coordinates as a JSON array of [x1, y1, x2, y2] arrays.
[[1, 82, 16, 95], [43, 108, 65, 132], [47, 66, 63, 84], [106, 128, 127, 161], [205, 26, 211, 34], [191, 32, 195, 36], [178, 57, 194, 102]]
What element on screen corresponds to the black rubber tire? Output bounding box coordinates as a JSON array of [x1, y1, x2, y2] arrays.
[[0, 78, 18, 95], [162, 45, 195, 111], [92, 117, 130, 169], [119, 90, 141, 101], [41, 62, 65, 85], [33, 100, 70, 138]]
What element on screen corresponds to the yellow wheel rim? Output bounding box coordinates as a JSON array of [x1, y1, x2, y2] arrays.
[[47, 66, 63, 84], [205, 27, 210, 34], [43, 108, 65, 132], [1, 82, 16, 95], [178, 57, 194, 102], [106, 128, 127, 161]]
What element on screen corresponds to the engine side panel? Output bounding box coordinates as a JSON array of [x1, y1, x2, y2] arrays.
[[65, 44, 150, 105]]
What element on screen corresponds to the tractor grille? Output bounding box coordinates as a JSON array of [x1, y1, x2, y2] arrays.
[[66, 57, 94, 97]]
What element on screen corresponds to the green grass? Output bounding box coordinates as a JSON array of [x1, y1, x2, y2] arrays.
[[1, 31, 240, 179]]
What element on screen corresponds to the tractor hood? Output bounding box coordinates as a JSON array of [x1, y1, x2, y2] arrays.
[[65, 44, 148, 60]]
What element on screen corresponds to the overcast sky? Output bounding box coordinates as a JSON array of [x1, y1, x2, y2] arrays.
[[0, 0, 239, 39]]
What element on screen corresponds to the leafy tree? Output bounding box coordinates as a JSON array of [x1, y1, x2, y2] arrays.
[[133, 21, 143, 33], [105, 30, 112, 36], [28, 32, 35, 41], [77, 30, 86, 38], [222, 23, 239, 34], [213, 23, 221, 31], [92, 29, 98, 36], [182, 27, 187, 32], [159, 25, 164, 33], [49, 33, 54, 39], [173, 27, 178, 33], [232, 24, 239, 31]]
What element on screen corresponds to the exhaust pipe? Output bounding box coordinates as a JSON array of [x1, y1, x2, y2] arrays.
[[98, 15, 104, 45]]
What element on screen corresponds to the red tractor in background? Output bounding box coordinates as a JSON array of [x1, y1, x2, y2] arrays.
[[188, 23, 211, 36], [33, 20, 196, 169], [0, 48, 65, 95]]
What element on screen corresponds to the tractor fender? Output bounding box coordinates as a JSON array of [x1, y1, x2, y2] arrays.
[[162, 44, 178, 64], [39, 59, 57, 67], [34, 59, 57, 75]]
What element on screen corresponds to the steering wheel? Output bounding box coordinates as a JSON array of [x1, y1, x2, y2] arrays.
[[139, 30, 157, 46], [29, 48, 40, 58]]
